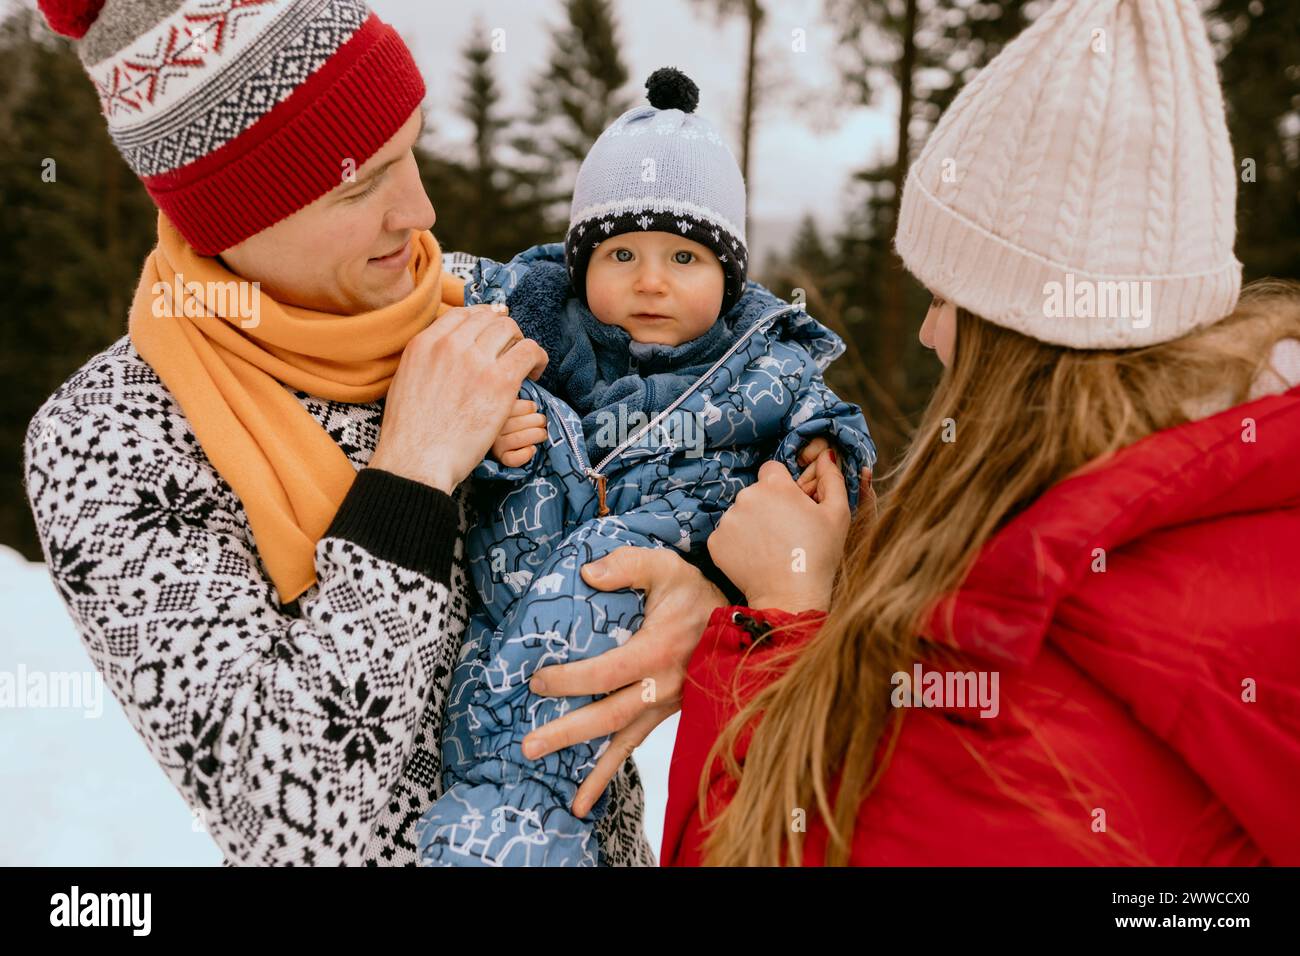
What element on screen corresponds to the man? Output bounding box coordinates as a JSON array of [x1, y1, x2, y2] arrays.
[[23, 0, 654, 865]]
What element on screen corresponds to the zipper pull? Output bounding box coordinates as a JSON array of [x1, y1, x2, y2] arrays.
[[591, 471, 610, 517]]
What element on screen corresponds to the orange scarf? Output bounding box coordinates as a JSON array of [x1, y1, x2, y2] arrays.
[[129, 212, 465, 603]]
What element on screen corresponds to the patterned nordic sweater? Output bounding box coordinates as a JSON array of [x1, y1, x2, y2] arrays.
[[20, 251, 654, 867]]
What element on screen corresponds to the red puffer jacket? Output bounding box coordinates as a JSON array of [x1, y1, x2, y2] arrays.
[[663, 386, 1300, 866]]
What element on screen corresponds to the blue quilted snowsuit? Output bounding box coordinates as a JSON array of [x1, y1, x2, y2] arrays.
[[415, 242, 875, 866]]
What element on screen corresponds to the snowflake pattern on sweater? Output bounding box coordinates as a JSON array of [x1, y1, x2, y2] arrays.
[[20, 251, 654, 867]]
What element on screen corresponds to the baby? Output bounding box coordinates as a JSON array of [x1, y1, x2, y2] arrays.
[[416, 68, 875, 866]]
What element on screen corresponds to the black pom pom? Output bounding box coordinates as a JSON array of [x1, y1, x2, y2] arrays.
[[645, 67, 699, 113]]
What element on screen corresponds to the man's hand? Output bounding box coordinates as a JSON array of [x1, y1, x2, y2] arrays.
[[370, 304, 548, 492], [520, 546, 726, 819], [490, 398, 548, 467]]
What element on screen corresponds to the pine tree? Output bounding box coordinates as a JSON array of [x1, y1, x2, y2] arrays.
[[455, 24, 509, 258], [786, 213, 832, 278], [690, 0, 766, 231], [414, 121, 477, 258], [0, 8, 157, 557], [450, 22, 556, 261], [1208, 0, 1300, 281], [822, 0, 1038, 399], [519, 0, 633, 229]]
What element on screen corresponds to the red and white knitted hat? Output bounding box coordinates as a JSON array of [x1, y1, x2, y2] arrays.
[[37, 0, 426, 255]]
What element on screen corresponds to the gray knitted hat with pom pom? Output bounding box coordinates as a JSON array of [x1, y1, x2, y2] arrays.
[[565, 67, 749, 317]]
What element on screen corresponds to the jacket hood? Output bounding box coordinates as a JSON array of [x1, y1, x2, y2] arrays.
[[934, 384, 1300, 668]]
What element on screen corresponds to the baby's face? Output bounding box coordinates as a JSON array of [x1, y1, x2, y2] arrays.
[[586, 231, 725, 347]]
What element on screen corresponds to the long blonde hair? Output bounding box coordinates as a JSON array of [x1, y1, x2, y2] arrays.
[[699, 278, 1300, 866]]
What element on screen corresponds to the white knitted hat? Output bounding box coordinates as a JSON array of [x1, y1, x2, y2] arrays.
[[895, 0, 1242, 349]]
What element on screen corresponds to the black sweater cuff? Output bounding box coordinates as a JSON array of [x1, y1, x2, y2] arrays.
[[324, 469, 459, 586], [686, 546, 746, 607]]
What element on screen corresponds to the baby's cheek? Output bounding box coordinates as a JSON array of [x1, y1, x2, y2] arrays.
[[584, 273, 617, 324], [684, 272, 726, 334]]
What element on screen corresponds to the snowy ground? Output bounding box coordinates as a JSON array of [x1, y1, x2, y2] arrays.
[[0, 544, 677, 866]]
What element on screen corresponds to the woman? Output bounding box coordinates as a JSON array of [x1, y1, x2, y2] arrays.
[[523, 0, 1300, 866], [662, 0, 1300, 866], [664, 274, 1300, 866]]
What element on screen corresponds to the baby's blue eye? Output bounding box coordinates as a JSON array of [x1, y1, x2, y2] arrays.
[[613, 249, 633, 262], [674, 250, 695, 264]]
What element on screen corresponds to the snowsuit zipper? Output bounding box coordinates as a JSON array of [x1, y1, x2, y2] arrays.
[[554, 305, 799, 516]]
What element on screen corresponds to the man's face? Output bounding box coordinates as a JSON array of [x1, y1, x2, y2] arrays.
[[585, 231, 725, 347], [218, 108, 435, 314]]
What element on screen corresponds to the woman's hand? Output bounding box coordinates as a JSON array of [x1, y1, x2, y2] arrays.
[[707, 449, 852, 613], [520, 546, 726, 818], [370, 304, 548, 492]]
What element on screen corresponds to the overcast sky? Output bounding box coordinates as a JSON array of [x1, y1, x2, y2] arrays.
[[369, 0, 894, 264]]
